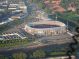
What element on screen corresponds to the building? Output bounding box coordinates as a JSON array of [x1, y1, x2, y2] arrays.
[[0, 0, 8, 12], [8, 0, 23, 4], [8, 2, 27, 13], [68, 3, 76, 12], [44, 0, 65, 13], [11, 16, 21, 20], [19, 2, 27, 13], [24, 20, 67, 36], [44, 0, 61, 4]]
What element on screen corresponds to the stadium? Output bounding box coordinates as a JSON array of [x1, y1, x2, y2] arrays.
[[24, 20, 67, 36]]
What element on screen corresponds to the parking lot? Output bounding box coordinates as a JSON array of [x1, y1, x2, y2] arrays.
[[0, 28, 28, 40]]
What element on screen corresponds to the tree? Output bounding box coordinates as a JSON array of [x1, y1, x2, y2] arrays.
[[44, 8, 52, 14], [38, 2, 45, 9], [0, 55, 8, 59], [32, 49, 46, 59], [60, 0, 71, 9], [12, 52, 27, 59], [32, 0, 38, 3]]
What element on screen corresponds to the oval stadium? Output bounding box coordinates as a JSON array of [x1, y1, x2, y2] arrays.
[[24, 20, 67, 36]]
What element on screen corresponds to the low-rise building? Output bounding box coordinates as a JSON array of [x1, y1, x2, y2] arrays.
[[44, 0, 65, 13], [11, 16, 21, 20], [68, 3, 76, 12]]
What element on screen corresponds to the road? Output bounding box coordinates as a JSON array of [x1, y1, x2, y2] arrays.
[[0, 0, 78, 58], [0, 32, 73, 52], [0, 43, 67, 56]]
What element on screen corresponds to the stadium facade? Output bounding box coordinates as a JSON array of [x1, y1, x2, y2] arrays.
[[24, 20, 67, 36]]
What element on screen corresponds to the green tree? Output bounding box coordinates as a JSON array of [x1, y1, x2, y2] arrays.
[[32, 0, 38, 3], [32, 49, 46, 59], [38, 2, 45, 9], [0, 55, 8, 59], [44, 8, 52, 14], [12, 52, 27, 59]]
